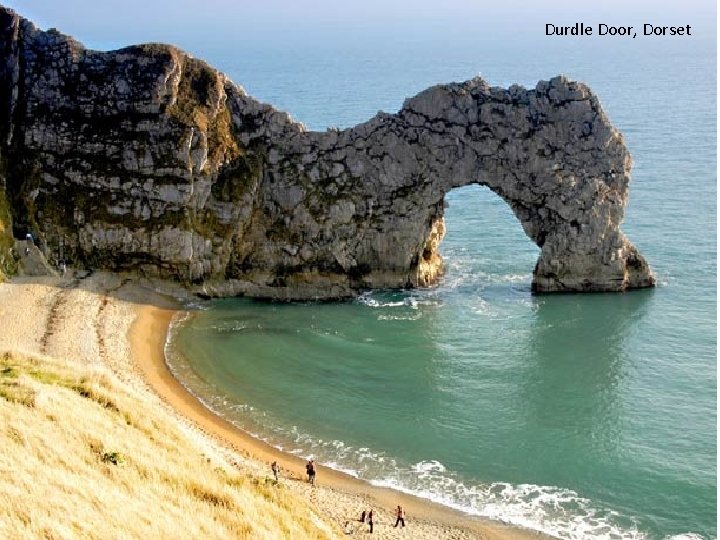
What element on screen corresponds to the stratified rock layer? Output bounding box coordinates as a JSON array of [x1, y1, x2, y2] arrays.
[[0, 7, 654, 298]]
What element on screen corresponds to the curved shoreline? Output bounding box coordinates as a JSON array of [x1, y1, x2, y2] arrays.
[[130, 300, 550, 540]]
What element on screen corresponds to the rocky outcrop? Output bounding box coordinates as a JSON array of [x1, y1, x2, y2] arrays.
[[0, 183, 16, 281], [0, 7, 654, 298]]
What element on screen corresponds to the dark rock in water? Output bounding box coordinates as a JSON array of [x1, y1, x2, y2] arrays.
[[0, 7, 654, 298]]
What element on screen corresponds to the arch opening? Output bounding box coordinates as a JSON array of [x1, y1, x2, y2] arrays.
[[431, 184, 540, 292]]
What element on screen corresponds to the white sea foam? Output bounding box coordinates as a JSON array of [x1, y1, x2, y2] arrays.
[[356, 291, 438, 310], [182, 299, 212, 310], [369, 468, 653, 540], [359, 298, 410, 308], [411, 459, 447, 473], [209, 320, 249, 333], [377, 313, 423, 321], [356, 292, 403, 308]]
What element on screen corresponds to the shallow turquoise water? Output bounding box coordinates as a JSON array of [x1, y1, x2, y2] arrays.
[[166, 25, 715, 540]]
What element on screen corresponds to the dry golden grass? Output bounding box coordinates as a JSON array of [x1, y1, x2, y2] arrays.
[[0, 351, 339, 539]]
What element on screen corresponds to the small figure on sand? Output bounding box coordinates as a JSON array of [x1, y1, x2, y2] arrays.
[[394, 505, 405, 527], [306, 459, 316, 486], [271, 460, 279, 483], [359, 509, 367, 523], [343, 520, 354, 534], [367, 509, 374, 533]]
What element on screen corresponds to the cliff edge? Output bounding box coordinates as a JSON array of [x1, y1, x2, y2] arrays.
[[0, 7, 654, 298]]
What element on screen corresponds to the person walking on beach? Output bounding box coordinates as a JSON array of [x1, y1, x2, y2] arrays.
[[271, 460, 279, 483], [306, 459, 316, 485], [367, 509, 374, 533], [394, 505, 405, 528]]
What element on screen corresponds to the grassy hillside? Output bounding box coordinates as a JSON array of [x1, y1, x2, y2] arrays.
[[0, 351, 338, 539]]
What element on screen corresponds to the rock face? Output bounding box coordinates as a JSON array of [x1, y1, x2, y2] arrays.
[[0, 7, 654, 298]]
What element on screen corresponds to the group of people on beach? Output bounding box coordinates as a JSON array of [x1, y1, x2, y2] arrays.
[[270, 459, 316, 485], [269, 459, 316, 485], [344, 505, 405, 534], [272, 459, 407, 534]]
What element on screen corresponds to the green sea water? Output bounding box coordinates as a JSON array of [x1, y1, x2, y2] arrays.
[[164, 23, 716, 540]]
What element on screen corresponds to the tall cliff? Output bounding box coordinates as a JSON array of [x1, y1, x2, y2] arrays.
[[0, 7, 654, 298], [0, 181, 15, 281]]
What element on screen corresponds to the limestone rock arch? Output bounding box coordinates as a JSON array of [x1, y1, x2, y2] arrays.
[[234, 76, 655, 296], [0, 7, 654, 298]]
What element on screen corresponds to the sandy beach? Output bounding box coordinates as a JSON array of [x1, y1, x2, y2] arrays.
[[0, 273, 549, 540]]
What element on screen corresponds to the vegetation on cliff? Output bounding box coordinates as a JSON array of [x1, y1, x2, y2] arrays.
[[0, 180, 17, 281]]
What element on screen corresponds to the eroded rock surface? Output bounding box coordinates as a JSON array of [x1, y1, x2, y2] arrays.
[[0, 7, 654, 298]]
